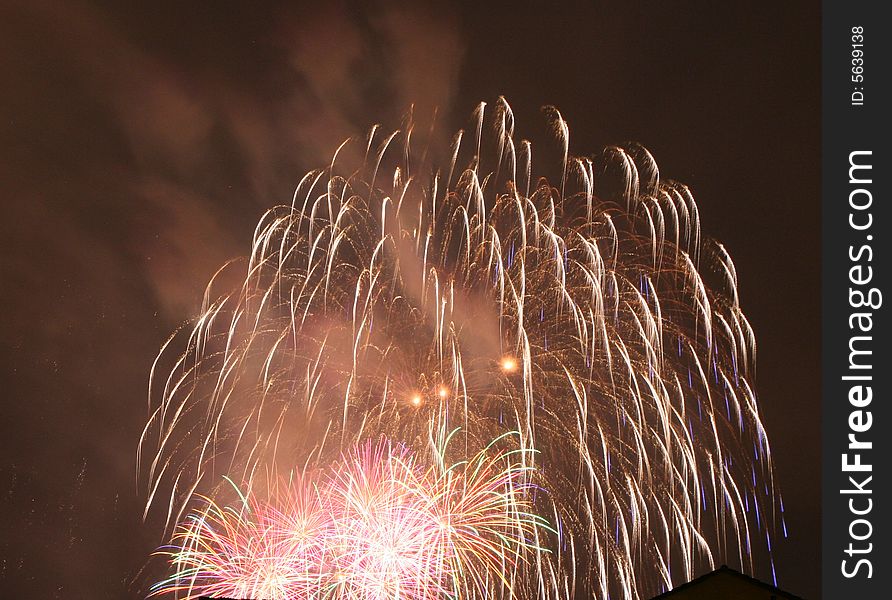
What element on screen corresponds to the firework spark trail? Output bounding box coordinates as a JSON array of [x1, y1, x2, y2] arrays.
[[141, 98, 783, 599]]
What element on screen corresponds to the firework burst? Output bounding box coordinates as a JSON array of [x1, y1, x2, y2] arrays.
[[141, 98, 783, 599], [151, 435, 542, 599]]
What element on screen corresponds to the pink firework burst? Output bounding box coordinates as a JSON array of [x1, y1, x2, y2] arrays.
[[153, 434, 544, 599], [326, 441, 451, 599], [151, 478, 330, 600]]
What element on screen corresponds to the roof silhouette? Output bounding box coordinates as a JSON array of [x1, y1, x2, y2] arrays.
[[648, 565, 805, 599]]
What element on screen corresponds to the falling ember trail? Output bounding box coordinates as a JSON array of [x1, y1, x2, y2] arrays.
[[141, 98, 782, 599]]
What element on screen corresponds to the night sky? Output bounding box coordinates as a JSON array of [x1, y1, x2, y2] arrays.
[[1, 1, 820, 598]]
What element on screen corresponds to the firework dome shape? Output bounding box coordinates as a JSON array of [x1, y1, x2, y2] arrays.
[[140, 98, 784, 599]]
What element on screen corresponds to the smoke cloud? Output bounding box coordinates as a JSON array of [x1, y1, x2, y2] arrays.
[[0, 0, 464, 595]]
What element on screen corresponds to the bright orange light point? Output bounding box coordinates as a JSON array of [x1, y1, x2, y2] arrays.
[[438, 386, 449, 399], [410, 394, 422, 407], [501, 356, 518, 373]]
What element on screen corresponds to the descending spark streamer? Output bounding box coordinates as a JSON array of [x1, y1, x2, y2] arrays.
[[141, 98, 783, 599]]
